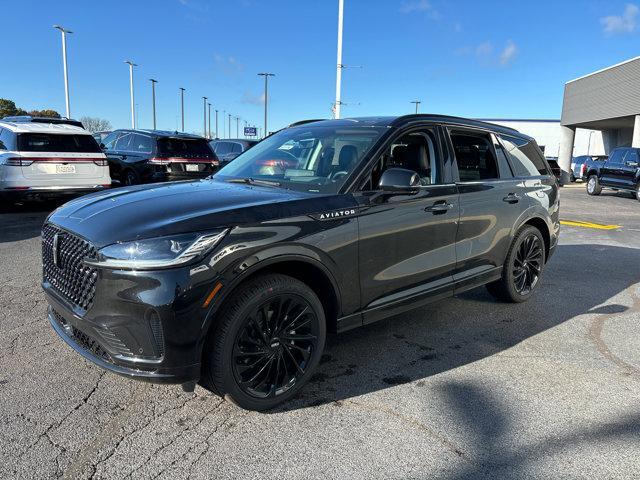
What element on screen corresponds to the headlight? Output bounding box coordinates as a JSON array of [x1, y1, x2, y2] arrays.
[[86, 230, 228, 269]]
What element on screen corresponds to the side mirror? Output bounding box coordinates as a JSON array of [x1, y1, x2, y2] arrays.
[[378, 168, 421, 193]]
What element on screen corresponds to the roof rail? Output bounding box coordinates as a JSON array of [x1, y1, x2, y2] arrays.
[[1, 116, 84, 128]]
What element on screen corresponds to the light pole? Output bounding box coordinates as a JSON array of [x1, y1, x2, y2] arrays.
[[334, 0, 344, 119], [410, 100, 421, 114], [215, 109, 219, 138], [223, 110, 226, 138], [179, 87, 185, 132], [235, 116, 240, 138], [124, 60, 137, 129], [207, 102, 212, 139], [53, 25, 73, 119], [587, 130, 595, 156], [150, 79, 158, 130], [258, 73, 275, 137], [202, 96, 207, 138], [228, 113, 232, 139]]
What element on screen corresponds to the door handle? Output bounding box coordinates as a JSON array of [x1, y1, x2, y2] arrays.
[[425, 201, 453, 214], [502, 193, 520, 204]]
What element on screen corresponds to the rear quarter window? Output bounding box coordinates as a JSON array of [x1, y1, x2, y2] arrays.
[[499, 135, 549, 176], [17, 133, 101, 153]]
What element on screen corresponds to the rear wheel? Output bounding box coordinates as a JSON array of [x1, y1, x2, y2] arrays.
[[487, 225, 546, 303], [201, 274, 326, 411], [586, 175, 602, 195], [635, 183, 640, 202], [123, 169, 139, 186]]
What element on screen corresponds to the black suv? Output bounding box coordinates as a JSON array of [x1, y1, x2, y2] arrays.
[[101, 130, 218, 185], [43, 115, 559, 410], [210, 138, 258, 167]]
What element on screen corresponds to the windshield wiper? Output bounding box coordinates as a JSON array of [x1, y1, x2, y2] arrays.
[[226, 177, 282, 188]]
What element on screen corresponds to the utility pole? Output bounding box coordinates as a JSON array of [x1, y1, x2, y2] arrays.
[[207, 102, 212, 139], [215, 109, 219, 138], [150, 79, 158, 130], [223, 110, 226, 138], [334, 0, 344, 119], [179, 87, 185, 132], [258, 73, 275, 137], [124, 60, 137, 129], [410, 100, 421, 114], [236, 116, 240, 138], [228, 113, 232, 139], [202, 96, 208, 138], [53, 25, 73, 119]]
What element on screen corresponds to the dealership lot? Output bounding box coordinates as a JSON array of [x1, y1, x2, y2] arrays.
[[0, 186, 638, 479]]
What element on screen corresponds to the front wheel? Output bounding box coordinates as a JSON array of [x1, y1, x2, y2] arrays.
[[201, 274, 326, 411], [487, 225, 546, 303], [586, 175, 602, 195]]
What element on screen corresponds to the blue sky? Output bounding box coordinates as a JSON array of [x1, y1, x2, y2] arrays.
[[2, 0, 639, 135]]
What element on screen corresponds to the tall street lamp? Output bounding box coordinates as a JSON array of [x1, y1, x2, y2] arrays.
[[124, 60, 138, 129], [235, 116, 240, 138], [179, 87, 186, 132], [223, 110, 226, 138], [334, 0, 344, 119], [258, 73, 275, 137], [202, 96, 208, 138], [150, 79, 158, 130], [208, 102, 212, 139], [410, 100, 421, 114], [215, 109, 219, 139], [53, 25, 73, 119]]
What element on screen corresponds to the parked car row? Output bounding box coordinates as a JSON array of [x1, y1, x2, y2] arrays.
[[0, 116, 259, 201]]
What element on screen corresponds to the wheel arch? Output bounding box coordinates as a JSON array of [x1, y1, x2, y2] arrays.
[[520, 216, 551, 262], [201, 254, 342, 348]]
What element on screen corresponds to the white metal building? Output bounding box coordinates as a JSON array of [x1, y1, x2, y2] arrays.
[[479, 119, 604, 158]]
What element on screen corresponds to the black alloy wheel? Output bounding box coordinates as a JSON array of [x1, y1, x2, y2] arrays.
[[512, 234, 543, 295], [486, 225, 546, 303], [232, 295, 319, 398], [124, 170, 138, 186], [201, 274, 326, 411]]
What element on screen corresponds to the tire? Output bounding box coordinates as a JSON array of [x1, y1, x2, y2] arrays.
[[570, 173, 576, 182], [201, 274, 326, 411], [636, 184, 640, 202], [486, 225, 546, 303], [123, 169, 138, 186], [586, 175, 602, 195]]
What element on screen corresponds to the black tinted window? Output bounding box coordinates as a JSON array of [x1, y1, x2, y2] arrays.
[[102, 132, 119, 150], [625, 150, 638, 163], [231, 142, 243, 153], [17, 133, 101, 153], [500, 135, 548, 176], [131, 134, 154, 153], [608, 149, 625, 164], [451, 131, 499, 181], [214, 141, 231, 155], [157, 138, 214, 158], [115, 133, 133, 151]]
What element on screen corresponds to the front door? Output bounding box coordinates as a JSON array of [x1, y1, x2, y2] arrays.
[[354, 126, 459, 324]]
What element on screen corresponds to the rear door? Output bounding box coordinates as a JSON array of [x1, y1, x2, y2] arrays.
[[448, 128, 532, 292], [620, 149, 640, 190], [600, 148, 625, 187]]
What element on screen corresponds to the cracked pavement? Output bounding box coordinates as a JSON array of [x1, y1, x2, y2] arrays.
[[1, 186, 639, 479]]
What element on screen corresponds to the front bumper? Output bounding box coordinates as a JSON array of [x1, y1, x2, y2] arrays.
[[43, 261, 214, 385]]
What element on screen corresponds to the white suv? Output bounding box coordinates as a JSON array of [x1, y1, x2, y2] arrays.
[[0, 117, 111, 199]]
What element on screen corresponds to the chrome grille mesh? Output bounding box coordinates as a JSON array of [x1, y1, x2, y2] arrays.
[[42, 224, 98, 310]]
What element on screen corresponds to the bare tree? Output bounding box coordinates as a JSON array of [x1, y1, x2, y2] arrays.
[[80, 116, 112, 133]]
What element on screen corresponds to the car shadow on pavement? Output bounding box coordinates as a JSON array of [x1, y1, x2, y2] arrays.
[[276, 243, 639, 412], [0, 201, 56, 243]]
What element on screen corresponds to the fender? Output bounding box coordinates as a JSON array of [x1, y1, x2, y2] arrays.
[[197, 247, 344, 352]]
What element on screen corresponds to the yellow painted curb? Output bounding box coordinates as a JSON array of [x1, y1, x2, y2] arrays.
[[560, 220, 620, 230]]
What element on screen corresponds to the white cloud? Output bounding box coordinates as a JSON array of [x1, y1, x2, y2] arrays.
[[499, 40, 518, 65], [214, 54, 244, 76], [601, 3, 638, 34], [241, 91, 266, 106], [399, 0, 441, 19], [476, 41, 493, 57]]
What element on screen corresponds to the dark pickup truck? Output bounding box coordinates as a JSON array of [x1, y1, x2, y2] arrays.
[[584, 147, 640, 201]]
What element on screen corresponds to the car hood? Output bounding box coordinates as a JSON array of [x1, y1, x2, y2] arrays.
[[47, 179, 337, 247]]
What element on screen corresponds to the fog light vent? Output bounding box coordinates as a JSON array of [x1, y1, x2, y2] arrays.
[[149, 311, 165, 358]]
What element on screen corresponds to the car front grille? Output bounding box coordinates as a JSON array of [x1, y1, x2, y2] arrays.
[[42, 224, 98, 311]]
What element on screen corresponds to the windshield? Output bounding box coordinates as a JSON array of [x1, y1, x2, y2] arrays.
[[215, 126, 386, 193], [17, 133, 101, 153]]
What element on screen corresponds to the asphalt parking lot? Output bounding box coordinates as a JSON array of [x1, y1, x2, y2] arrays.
[[0, 184, 638, 479]]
